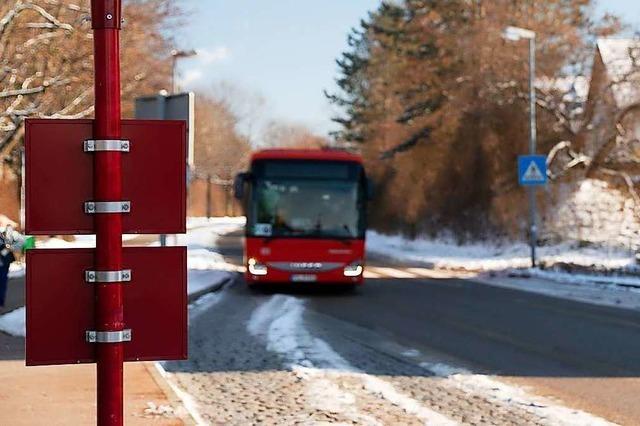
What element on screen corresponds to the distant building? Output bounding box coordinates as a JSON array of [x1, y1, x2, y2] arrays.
[[581, 38, 640, 167], [547, 39, 640, 249]]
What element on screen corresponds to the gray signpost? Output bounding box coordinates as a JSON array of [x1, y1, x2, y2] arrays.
[[135, 92, 195, 167], [135, 92, 195, 245]]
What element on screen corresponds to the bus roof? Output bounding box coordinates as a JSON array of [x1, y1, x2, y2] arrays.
[[251, 149, 363, 164]]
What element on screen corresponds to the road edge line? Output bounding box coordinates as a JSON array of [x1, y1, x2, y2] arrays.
[[187, 273, 239, 304]]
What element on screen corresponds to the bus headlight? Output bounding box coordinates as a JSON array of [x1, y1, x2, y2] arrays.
[[343, 262, 363, 277], [248, 258, 268, 276]]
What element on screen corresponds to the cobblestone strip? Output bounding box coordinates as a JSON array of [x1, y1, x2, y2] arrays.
[[248, 295, 458, 425], [163, 284, 613, 426]]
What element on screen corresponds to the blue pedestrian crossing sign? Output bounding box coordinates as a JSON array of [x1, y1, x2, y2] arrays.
[[518, 155, 547, 186]]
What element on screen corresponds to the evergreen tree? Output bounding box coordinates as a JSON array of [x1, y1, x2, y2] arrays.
[[328, 0, 621, 238]]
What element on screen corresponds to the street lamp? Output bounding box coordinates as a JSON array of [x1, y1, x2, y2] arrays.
[[170, 49, 197, 93], [503, 26, 539, 267]]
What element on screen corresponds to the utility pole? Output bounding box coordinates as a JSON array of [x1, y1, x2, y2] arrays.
[[91, 0, 125, 424]]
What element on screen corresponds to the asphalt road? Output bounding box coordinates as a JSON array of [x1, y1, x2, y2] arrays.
[[168, 230, 640, 425], [306, 275, 640, 424]]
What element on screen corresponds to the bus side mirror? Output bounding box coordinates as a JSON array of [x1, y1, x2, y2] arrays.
[[234, 172, 250, 200], [366, 178, 375, 201]]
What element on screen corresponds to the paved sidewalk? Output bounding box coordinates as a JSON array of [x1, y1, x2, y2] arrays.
[[0, 275, 192, 425], [0, 359, 188, 425]]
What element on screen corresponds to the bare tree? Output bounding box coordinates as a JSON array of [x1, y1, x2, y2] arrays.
[[261, 120, 330, 149], [0, 0, 177, 178], [193, 92, 251, 182]]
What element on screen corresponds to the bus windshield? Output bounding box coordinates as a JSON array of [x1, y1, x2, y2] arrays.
[[248, 161, 365, 239]]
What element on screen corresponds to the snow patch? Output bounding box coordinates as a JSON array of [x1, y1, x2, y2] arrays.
[[299, 368, 383, 426], [417, 358, 614, 425], [35, 234, 139, 249], [402, 349, 420, 358], [189, 290, 226, 321], [368, 230, 640, 309], [445, 372, 613, 426], [247, 295, 457, 424], [186, 216, 245, 232], [0, 307, 25, 337], [8, 262, 24, 279], [367, 231, 634, 272], [476, 273, 640, 311], [182, 217, 242, 296]]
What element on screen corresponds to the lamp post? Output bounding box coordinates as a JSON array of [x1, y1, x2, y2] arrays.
[[170, 49, 197, 94], [161, 49, 196, 248], [503, 26, 538, 267]]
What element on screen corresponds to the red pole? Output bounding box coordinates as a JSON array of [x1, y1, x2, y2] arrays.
[[92, 1, 124, 425]]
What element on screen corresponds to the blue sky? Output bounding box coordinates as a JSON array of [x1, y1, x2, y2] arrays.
[[175, 0, 640, 137]]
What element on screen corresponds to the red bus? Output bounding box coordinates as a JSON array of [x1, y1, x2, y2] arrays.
[[234, 149, 372, 288]]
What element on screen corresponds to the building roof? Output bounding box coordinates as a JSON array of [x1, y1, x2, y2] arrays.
[[597, 38, 640, 109]]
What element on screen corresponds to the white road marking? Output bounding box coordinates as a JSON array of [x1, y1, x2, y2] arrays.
[[367, 267, 417, 279], [364, 269, 383, 278], [406, 267, 452, 279]]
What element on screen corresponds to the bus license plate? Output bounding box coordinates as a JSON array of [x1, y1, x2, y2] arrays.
[[291, 274, 317, 282]]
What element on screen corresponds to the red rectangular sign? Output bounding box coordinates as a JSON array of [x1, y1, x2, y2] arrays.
[[25, 119, 187, 235], [26, 247, 187, 366]]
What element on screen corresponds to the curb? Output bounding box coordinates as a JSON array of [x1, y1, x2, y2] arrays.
[[187, 272, 239, 304], [151, 272, 240, 425], [144, 362, 198, 426]]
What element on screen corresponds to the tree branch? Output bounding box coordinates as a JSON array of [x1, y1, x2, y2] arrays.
[[380, 127, 431, 159]]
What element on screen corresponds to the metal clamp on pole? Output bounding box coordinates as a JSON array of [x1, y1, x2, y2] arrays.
[[84, 139, 130, 152], [85, 270, 132, 283], [86, 330, 132, 344], [84, 201, 131, 214]]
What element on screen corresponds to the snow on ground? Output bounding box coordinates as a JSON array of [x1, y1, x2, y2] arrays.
[[367, 231, 635, 272], [368, 231, 640, 311], [8, 262, 24, 279], [188, 290, 227, 322], [476, 273, 640, 311], [416, 356, 614, 426], [8, 234, 142, 278], [181, 217, 244, 294], [186, 216, 246, 232], [0, 217, 244, 338], [248, 295, 612, 425], [248, 295, 458, 425], [0, 307, 25, 337]]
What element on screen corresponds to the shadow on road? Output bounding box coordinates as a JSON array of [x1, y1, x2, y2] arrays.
[[171, 269, 640, 381], [203, 229, 640, 380]]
